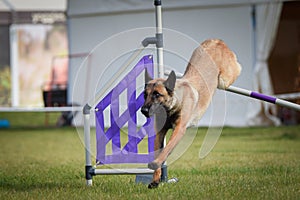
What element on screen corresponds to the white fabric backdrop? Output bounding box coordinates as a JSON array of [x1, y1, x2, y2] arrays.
[[247, 2, 283, 126]]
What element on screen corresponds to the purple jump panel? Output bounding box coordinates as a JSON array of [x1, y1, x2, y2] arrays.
[[95, 55, 155, 165]]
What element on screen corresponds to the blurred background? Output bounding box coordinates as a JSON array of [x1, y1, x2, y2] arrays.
[[0, 0, 299, 127]]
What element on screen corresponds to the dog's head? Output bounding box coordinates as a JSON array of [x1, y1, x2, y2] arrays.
[[141, 70, 176, 118]]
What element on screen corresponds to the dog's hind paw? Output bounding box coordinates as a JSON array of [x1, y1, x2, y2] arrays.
[[148, 182, 159, 189], [148, 161, 160, 170]]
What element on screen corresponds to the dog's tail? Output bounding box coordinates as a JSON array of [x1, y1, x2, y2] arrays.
[[201, 39, 242, 89]]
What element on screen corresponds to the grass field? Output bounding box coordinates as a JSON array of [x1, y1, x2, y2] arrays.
[[0, 114, 299, 199]]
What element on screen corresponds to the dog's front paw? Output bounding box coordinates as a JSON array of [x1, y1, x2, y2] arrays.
[[148, 161, 160, 170], [148, 182, 159, 189]]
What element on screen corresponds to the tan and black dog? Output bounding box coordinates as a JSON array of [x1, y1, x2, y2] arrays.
[[141, 39, 241, 188]]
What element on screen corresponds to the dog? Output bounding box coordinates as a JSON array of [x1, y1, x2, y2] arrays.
[[141, 39, 241, 188]]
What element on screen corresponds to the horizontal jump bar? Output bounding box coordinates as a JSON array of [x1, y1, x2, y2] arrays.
[[225, 86, 300, 112], [94, 168, 154, 175], [0, 106, 83, 112]]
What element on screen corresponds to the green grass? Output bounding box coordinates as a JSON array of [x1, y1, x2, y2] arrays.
[[1, 112, 61, 127], [0, 125, 299, 199]]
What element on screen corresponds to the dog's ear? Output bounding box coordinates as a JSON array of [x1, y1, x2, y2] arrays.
[[164, 70, 176, 92], [145, 69, 153, 84]]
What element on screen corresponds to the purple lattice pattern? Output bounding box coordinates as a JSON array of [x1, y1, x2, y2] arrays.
[[95, 55, 155, 164]]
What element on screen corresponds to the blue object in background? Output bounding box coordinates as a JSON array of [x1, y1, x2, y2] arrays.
[[0, 119, 10, 128]]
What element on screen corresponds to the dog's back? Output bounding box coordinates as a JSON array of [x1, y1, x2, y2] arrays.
[[201, 39, 241, 89], [179, 39, 241, 125], [183, 39, 241, 90]]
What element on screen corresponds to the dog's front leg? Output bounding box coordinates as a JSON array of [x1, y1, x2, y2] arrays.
[[148, 128, 168, 189], [149, 119, 187, 170]]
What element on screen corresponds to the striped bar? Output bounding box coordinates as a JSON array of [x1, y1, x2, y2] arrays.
[[226, 86, 300, 112], [250, 92, 276, 104]]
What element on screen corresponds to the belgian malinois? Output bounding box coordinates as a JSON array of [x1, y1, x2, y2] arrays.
[[141, 39, 241, 188]]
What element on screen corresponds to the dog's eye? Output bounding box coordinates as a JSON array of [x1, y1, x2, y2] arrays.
[[152, 91, 162, 98]]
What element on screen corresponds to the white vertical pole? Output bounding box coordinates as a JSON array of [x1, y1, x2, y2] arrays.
[[155, 0, 164, 79], [154, 0, 168, 182], [83, 104, 93, 186], [84, 112, 91, 166], [10, 25, 19, 107], [251, 5, 257, 69]]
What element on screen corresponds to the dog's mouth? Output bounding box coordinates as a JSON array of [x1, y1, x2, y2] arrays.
[[141, 104, 169, 131], [141, 103, 163, 118]]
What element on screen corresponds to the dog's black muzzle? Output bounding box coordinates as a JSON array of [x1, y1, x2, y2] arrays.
[[141, 103, 163, 118], [141, 105, 151, 118]]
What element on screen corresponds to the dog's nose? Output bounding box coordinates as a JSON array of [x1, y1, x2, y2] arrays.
[[141, 106, 150, 118]]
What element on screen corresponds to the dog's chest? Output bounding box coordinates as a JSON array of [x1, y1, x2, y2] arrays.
[[173, 81, 200, 127]]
